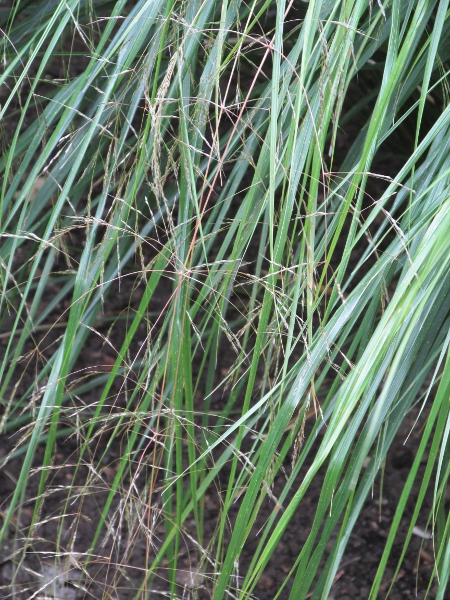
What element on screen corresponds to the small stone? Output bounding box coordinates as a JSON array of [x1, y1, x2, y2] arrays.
[[175, 569, 204, 589], [258, 573, 275, 588]]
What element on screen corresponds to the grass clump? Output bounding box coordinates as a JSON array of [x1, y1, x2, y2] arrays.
[[0, 1, 449, 598]]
